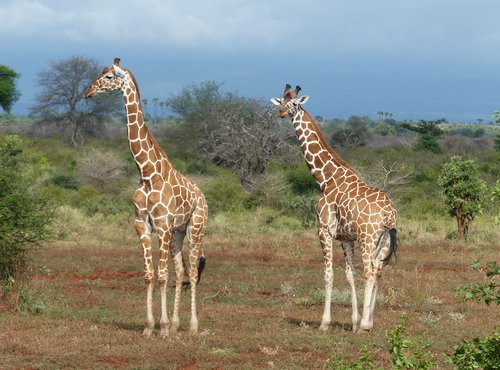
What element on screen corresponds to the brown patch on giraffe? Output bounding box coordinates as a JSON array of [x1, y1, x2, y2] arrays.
[[130, 140, 141, 153], [128, 125, 139, 140], [135, 150, 148, 164], [308, 142, 321, 154], [313, 155, 324, 168], [127, 103, 137, 114]]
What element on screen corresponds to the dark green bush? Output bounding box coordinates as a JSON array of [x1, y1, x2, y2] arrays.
[[287, 168, 319, 195], [448, 332, 499, 370], [204, 173, 251, 214], [285, 195, 318, 228], [50, 173, 80, 190], [0, 136, 52, 290], [72, 186, 131, 216]]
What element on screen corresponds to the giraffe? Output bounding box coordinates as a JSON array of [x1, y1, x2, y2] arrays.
[[271, 85, 398, 332], [85, 58, 207, 337]]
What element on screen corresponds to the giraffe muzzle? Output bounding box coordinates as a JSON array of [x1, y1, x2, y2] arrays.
[[85, 87, 97, 98]]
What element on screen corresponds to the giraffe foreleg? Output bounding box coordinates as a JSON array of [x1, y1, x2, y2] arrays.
[[342, 241, 361, 332], [135, 216, 155, 337], [318, 223, 334, 332], [157, 227, 173, 338]]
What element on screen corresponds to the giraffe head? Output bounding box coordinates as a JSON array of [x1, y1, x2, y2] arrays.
[[85, 58, 130, 98], [270, 84, 309, 118]]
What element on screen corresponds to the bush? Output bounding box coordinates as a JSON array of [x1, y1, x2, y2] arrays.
[[387, 316, 436, 369], [50, 173, 80, 190], [287, 167, 319, 195], [285, 195, 318, 228], [204, 173, 251, 214], [448, 332, 500, 370], [72, 185, 131, 216], [0, 136, 52, 297]]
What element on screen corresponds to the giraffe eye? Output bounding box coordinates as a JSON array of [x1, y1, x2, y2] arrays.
[[105, 74, 114, 79]]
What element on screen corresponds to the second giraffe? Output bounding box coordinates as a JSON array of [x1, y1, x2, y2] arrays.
[[271, 84, 398, 332]]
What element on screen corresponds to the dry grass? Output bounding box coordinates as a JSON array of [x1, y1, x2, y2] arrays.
[[1, 220, 499, 369]]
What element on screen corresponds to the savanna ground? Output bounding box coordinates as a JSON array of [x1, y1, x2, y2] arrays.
[[1, 212, 498, 369]]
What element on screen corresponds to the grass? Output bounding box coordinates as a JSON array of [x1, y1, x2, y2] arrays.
[[1, 212, 499, 368]]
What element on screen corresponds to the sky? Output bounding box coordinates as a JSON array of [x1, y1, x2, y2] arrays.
[[2, 0, 500, 122]]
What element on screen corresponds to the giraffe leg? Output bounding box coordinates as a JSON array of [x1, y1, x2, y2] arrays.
[[319, 223, 334, 332], [368, 274, 379, 325], [169, 230, 186, 335], [157, 227, 173, 338], [341, 241, 361, 332], [135, 216, 155, 337], [186, 211, 205, 336], [360, 246, 378, 331]]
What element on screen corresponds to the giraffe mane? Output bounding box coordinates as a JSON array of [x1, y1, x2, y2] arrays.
[[122, 67, 142, 102], [302, 110, 358, 174]]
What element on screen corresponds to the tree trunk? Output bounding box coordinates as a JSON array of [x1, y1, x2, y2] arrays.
[[454, 206, 464, 240]]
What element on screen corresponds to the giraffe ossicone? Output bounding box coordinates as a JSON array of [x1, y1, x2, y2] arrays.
[[86, 58, 208, 338], [271, 84, 398, 332]]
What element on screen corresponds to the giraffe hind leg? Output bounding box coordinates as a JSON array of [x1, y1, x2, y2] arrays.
[[186, 208, 206, 336], [341, 240, 361, 332], [169, 230, 186, 335]]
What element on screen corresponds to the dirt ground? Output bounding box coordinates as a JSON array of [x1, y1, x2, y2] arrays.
[[1, 233, 498, 369]]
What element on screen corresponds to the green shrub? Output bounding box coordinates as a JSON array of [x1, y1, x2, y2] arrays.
[[387, 315, 436, 369], [448, 332, 500, 370], [0, 136, 52, 294], [204, 173, 250, 214], [454, 260, 499, 306], [287, 167, 319, 195], [285, 195, 317, 228], [72, 186, 131, 216], [50, 173, 80, 190]]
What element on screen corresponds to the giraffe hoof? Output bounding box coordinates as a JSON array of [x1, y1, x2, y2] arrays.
[[319, 323, 329, 332], [160, 322, 170, 338], [142, 327, 153, 337], [359, 323, 373, 332], [170, 321, 179, 335]]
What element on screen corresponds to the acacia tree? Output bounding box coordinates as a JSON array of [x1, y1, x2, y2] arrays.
[[438, 156, 487, 240], [0, 65, 21, 113], [31, 56, 121, 147]]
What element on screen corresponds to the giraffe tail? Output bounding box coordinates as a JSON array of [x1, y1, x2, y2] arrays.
[[197, 255, 206, 284], [381, 228, 398, 266], [181, 254, 206, 291]]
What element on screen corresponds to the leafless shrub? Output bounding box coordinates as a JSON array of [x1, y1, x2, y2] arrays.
[[358, 159, 414, 200], [203, 100, 295, 190], [78, 147, 127, 193]]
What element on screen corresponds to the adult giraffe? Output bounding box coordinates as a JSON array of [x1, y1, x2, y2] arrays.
[[86, 58, 207, 337], [271, 85, 398, 332]]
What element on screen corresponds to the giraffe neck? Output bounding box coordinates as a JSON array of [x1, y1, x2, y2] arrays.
[[292, 109, 358, 191], [122, 79, 171, 186]]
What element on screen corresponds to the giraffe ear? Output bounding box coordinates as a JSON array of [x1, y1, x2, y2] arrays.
[[295, 95, 309, 105], [270, 97, 282, 106]]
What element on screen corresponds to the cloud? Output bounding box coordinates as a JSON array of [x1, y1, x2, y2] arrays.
[[0, 0, 285, 50], [2, 0, 500, 61]]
